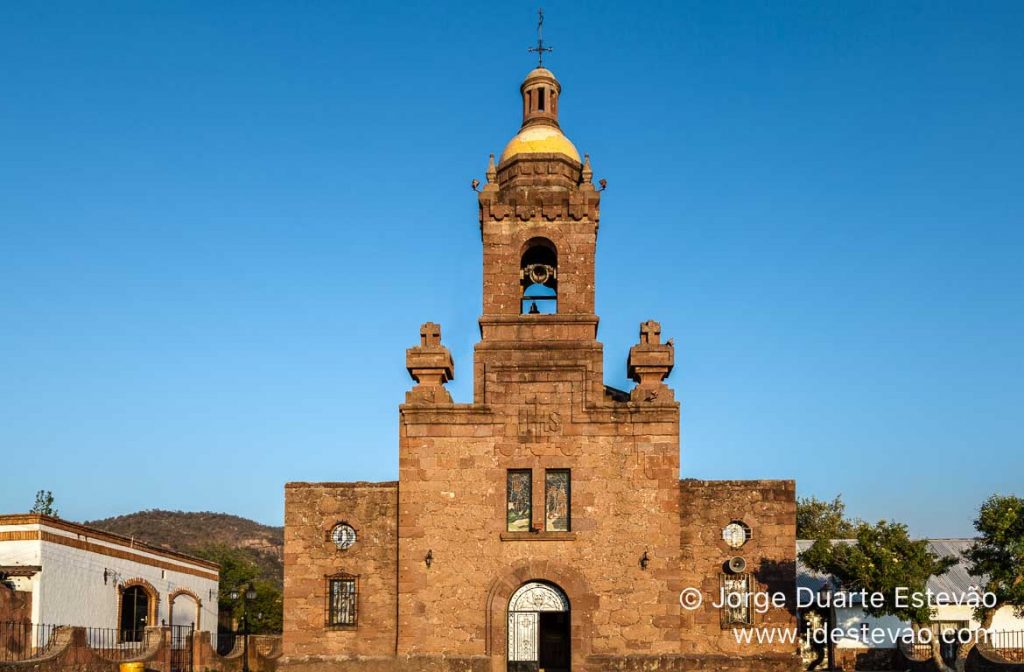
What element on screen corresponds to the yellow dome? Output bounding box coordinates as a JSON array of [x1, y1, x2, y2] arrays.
[[499, 124, 581, 165]]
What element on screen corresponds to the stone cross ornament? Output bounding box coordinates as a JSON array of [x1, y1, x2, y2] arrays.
[[628, 320, 675, 402], [405, 322, 454, 404]]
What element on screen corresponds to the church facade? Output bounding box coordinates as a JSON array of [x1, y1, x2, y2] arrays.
[[281, 65, 798, 672]]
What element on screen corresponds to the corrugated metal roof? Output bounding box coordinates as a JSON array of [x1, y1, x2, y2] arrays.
[[796, 538, 986, 600], [925, 539, 983, 596]]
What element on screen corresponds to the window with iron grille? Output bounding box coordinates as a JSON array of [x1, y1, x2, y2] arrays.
[[326, 575, 357, 627], [720, 573, 753, 627]]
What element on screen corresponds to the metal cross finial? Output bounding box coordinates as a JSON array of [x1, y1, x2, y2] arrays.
[[527, 8, 553, 66]]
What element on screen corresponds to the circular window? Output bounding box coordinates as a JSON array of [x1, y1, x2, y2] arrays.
[[330, 523, 357, 550], [722, 521, 751, 549]]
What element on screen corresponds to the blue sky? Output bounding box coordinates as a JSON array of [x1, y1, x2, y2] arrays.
[[1, 1, 1021, 536]]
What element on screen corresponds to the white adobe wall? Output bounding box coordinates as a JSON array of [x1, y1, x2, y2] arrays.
[[37, 537, 218, 633], [913, 603, 1024, 632], [831, 604, 1024, 650], [934, 603, 978, 627], [833, 606, 907, 649], [990, 606, 1024, 631], [1, 521, 217, 634], [0, 538, 43, 623]]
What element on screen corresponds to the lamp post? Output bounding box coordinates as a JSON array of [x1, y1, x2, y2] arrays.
[[228, 584, 258, 672], [819, 581, 835, 672]]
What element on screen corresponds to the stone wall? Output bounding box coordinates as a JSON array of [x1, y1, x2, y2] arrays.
[[969, 645, 1024, 672], [282, 481, 398, 660], [0, 627, 280, 672], [588, 653, 800, 672], [274, 655, 489, 672], [397, 387, 682, 667], [678, 479, 798, 656], [0, 587, 30, 624], [277, 652, 798, 672], [0, 628, 112, 672], [833, 645, 899, 670], [194, 631, 280, 672]]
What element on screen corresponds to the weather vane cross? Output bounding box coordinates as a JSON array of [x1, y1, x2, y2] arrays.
[[527, 8, 553, 66]]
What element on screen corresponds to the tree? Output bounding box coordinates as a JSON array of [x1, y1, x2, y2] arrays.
[[30, 490, 58, 517], [797, 495, 857, 539], [193, 544, 283, 634], [801, 520, 957, 671], [959, 495, 1024, 666]]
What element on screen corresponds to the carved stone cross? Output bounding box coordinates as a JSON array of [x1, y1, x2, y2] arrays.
[[639, 320, 661, 345], [420, 322, 442, 347], [406, 322, 453, 404]]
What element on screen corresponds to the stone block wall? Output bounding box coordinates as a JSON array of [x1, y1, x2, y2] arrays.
[[0, 628, 111, 672], [281, 481, 398, 661], [397, 392, 682, 665], [969, 645, 1024, 672], [833, 645, 900, 670], [678, 479, 798, 656], [194, 631, 280, 672], [273, 655, 489, 672], [0, 626, 280, 672], [0, 587, 31, 624], [588, 653, 800, 672]]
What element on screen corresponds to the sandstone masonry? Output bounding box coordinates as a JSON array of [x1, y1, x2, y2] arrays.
[[281, 65, 799, 672]]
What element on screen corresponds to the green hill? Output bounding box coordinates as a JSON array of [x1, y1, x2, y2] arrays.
[[83, 510, 283, 586]]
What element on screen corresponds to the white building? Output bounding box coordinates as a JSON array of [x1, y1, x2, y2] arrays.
[[0, 514, 219, 637], [797, 539, 1024, 661]]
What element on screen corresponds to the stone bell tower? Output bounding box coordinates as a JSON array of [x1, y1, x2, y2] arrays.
[[281, 52, 796, 672], [474, 66, 608, 407]]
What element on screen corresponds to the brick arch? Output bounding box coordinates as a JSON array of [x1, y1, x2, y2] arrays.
[[118, 578, 160, 630], [168, 587, 202, 630], [484, 559, 596, 669]]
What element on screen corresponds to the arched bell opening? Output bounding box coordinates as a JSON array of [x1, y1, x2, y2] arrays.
[[507, 581, 570, 672], [520, 238, 558, 315]]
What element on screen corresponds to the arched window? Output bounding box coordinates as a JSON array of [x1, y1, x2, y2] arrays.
[[521, 238, 557, 314], [119, 585, 150, 642]]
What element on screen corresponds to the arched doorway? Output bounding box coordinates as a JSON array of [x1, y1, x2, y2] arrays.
[[507, 581, 570, 672], [119, 585, 150, 642], [169, 590, 201, 630]]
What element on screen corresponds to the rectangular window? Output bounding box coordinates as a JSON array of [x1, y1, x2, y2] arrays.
[[327, 577, 357, 627], [720, 574, 752, 627], [507, 469, 532, 532], [544, 470, 571, 532]]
